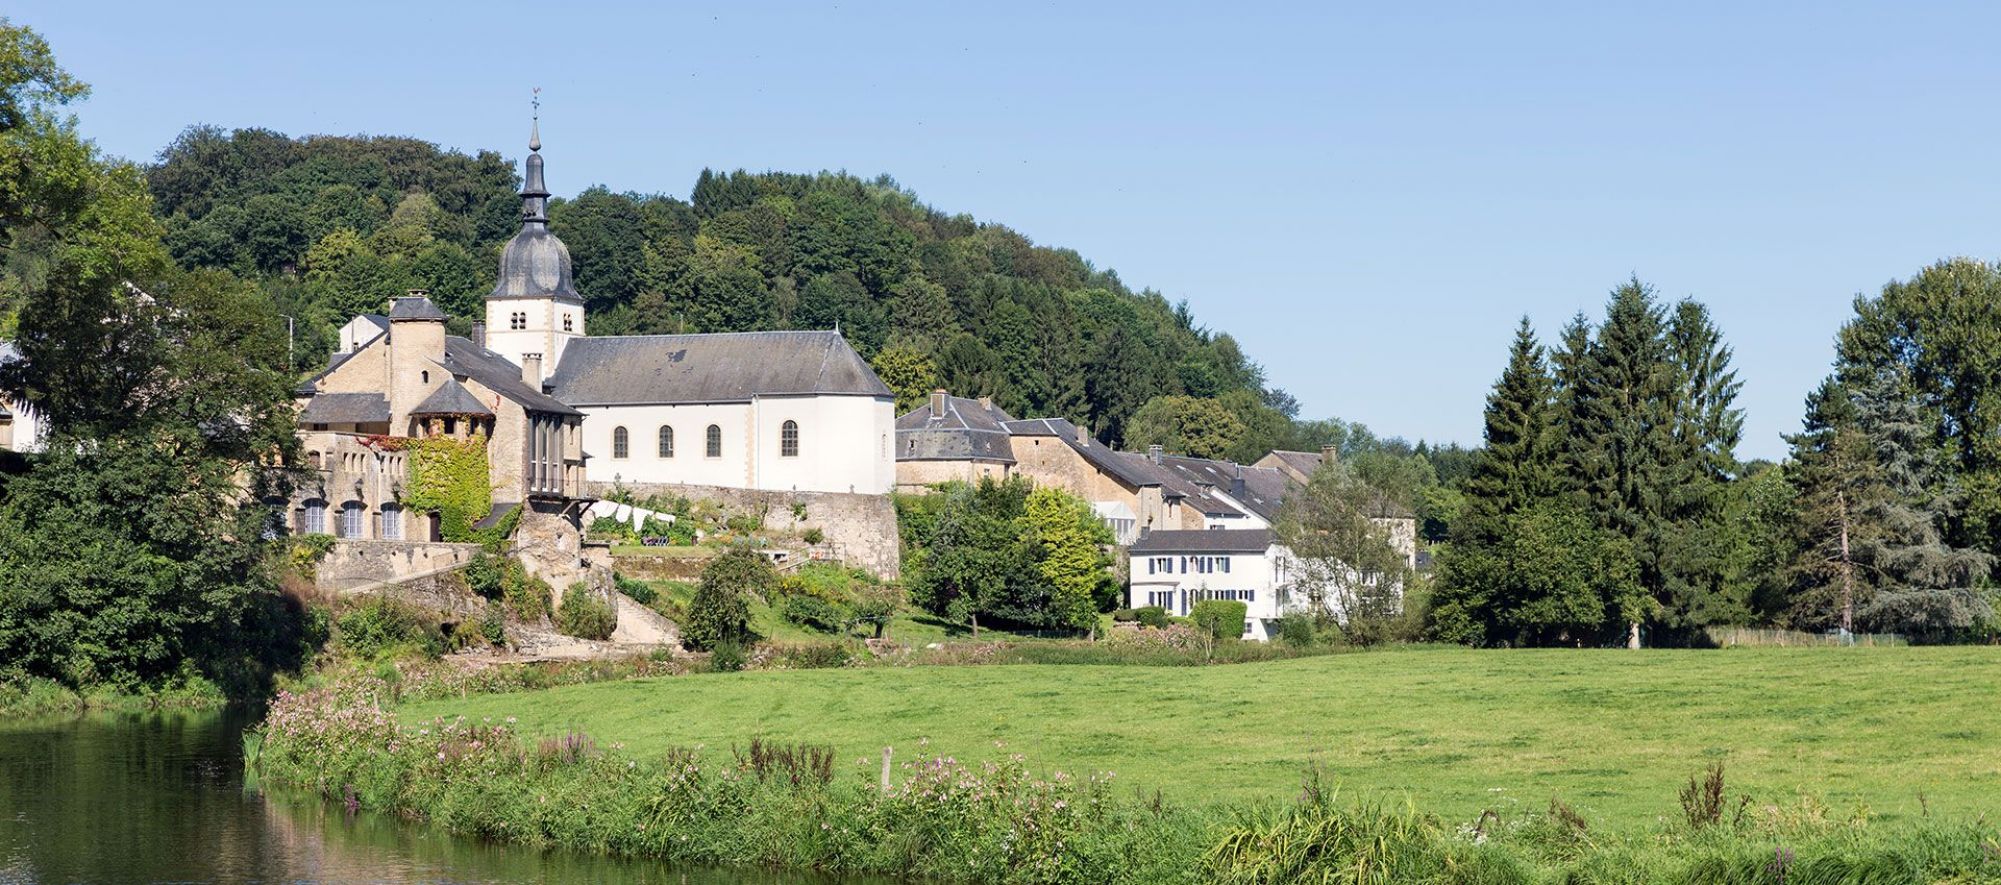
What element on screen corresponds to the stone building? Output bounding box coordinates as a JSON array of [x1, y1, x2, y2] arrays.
[[291, 294, 586, 540]]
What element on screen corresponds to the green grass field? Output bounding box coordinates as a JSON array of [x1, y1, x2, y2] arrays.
[[402, 646, 2001, 829]]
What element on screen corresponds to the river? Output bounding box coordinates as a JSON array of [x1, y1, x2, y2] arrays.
[[0, 708, 873, 884]]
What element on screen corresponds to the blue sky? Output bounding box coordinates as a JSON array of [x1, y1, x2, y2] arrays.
[[14, 1, 2001, 460]]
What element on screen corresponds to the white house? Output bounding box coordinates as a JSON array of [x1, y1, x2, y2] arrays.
[[1127, 525, 1414, 642], [469, 122, 896, 496], [1128, 529, 1292, 641], [0, 342, 44, 453]]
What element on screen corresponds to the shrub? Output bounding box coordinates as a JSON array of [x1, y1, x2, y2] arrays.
[[614, 574, 657, 605], [335, 597, 439, 659], [556, 584, 618, 641], [1191, 600, 1248, 640], [503, 569, 551, 623], [757, 641, 856, 670], [781, 594, 849, 633], [802, 527, 825, 545], [1111, 607, 1138, 622], [1134, 605, 1171, 628], [683, 547, 771, 651], [708, 639, 747, 672], [478, 602, 507, 647], [1276, 613, 1317, 647], [289, 534, 336, 577], [463, 552, 506, 600]]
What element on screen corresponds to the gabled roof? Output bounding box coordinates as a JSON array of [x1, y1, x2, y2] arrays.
[[1266, 449, 1325, 479], [1001, 417, 1167, 490], [1130, 528, 1275, 555], [897, 394, 1017, 462], [441, 337, 581, 417], [350, 314, 389, 331], [409, 379, 494, 417], [1151, 455, 1297, 522], [546, 331, 892, 406], [299, 392, 390, 425]]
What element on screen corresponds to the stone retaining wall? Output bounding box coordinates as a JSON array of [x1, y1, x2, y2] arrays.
[[317, 539, 485, 594], [589, 481, 901, 579]]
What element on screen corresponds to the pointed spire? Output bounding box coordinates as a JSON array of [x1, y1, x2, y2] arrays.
[[518, 88, 549, 226]]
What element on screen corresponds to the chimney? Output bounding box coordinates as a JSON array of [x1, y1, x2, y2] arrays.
[[1230, 463, 1247, 499], [1320, 444, 1338, 464], [1075, 424, 1090, 447], [471, 321, 487, 350], [977, 395, 992, 411], [406, 288, 429, 299], [930, 389, 947, 416], [1148, 444, 1164, 465], [521, 353, 542, 385]]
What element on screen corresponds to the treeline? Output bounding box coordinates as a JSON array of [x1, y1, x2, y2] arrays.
[[142, 128, 1389, 457], [1434, 274, 2001, 646]]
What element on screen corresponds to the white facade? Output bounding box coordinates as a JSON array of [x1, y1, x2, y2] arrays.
[[581, 394, 896, 495], [1128, 540, 1291, 642], [0, 397, 43, 453]]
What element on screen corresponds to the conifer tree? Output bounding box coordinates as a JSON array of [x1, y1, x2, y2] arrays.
[[1457, 318, 1559, 542]]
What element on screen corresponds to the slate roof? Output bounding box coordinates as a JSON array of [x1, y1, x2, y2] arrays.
[[546, 331, 892, 406], [352, 314, 389, 332], [409, 379, 494, 417], [1001, 418, 1170, 490], [299, 392, 390, 425], [388, 297, 447, 321], [897, 395, 1018, 462], [440, 337, 581, 417], [1129, 528, 1275, 555], [1265, 449, 1325, 479]]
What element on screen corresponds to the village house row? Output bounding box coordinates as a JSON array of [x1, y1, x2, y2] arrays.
[[0, 124, 1414, 641]]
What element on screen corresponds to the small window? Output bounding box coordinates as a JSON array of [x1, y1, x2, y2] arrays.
[[563, 314, 574, 332], [780, 420, 799, 458], [657, 425, 674, 458], [612, 426, 629, 459], [420, 370, 430, 384], [706, 424, 722, 458], [510, 312, 527, 331]]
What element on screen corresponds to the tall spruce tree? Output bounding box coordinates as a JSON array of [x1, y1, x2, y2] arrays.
[[1659, 299, 1747, 627], [1458, 318, 1560, 540]]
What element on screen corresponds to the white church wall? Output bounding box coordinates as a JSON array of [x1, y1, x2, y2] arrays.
[[750, 395, 895, 495], [582, 402, 753, 489]]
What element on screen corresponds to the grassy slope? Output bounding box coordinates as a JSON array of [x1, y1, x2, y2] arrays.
[[401, 646, 2001, 828]]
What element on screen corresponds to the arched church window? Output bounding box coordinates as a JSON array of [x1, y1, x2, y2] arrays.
[[657, 425, 674, 458], [780, 420, 799, 458], [705, 424, 722, 458], [612, 426, 629, 459]]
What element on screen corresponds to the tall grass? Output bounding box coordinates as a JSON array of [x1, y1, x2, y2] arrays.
[[254, 679, 2001, 885]]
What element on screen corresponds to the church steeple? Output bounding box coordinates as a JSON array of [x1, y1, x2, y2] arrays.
[[520, 93, 550, 226], [486, 93, 584, 381]]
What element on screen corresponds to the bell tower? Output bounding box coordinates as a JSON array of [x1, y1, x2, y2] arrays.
[[484, 97, 583, 383]]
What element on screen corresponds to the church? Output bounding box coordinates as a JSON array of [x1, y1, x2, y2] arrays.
[[288, 121, 896, 541]]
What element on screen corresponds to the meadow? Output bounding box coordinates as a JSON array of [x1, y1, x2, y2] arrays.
[[400, 645, 2001, 829]]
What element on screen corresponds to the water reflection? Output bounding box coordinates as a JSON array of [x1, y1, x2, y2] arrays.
[[0, 709, 874, 885]]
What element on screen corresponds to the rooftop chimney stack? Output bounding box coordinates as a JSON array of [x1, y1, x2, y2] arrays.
[[1075, 424, 1090, 447], [978, 395, 992, 411], [930, 389, 947, 416], [1320, 444, 1339, 464], [471, 321, 487, 350], [1148, 444, 1164, 465], [521, 353, 543, 386]]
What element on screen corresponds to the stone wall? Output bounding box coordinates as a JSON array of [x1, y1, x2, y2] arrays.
[[316, 539, 485, 593], [588, 481, 901, 579], [513, 500, 611, 608]]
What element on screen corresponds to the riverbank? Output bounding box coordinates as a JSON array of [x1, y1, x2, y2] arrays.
[[0, 674, 228, 718], [252, 675, 2001, 883]]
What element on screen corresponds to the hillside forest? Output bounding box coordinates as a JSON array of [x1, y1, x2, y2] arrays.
[[3, 19, 2000, 707]]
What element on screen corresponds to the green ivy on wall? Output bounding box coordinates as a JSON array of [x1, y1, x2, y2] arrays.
[[401, 434, 491, 542]]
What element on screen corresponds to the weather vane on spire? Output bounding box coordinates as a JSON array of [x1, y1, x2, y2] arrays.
[[529, 87, 542, 152]]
